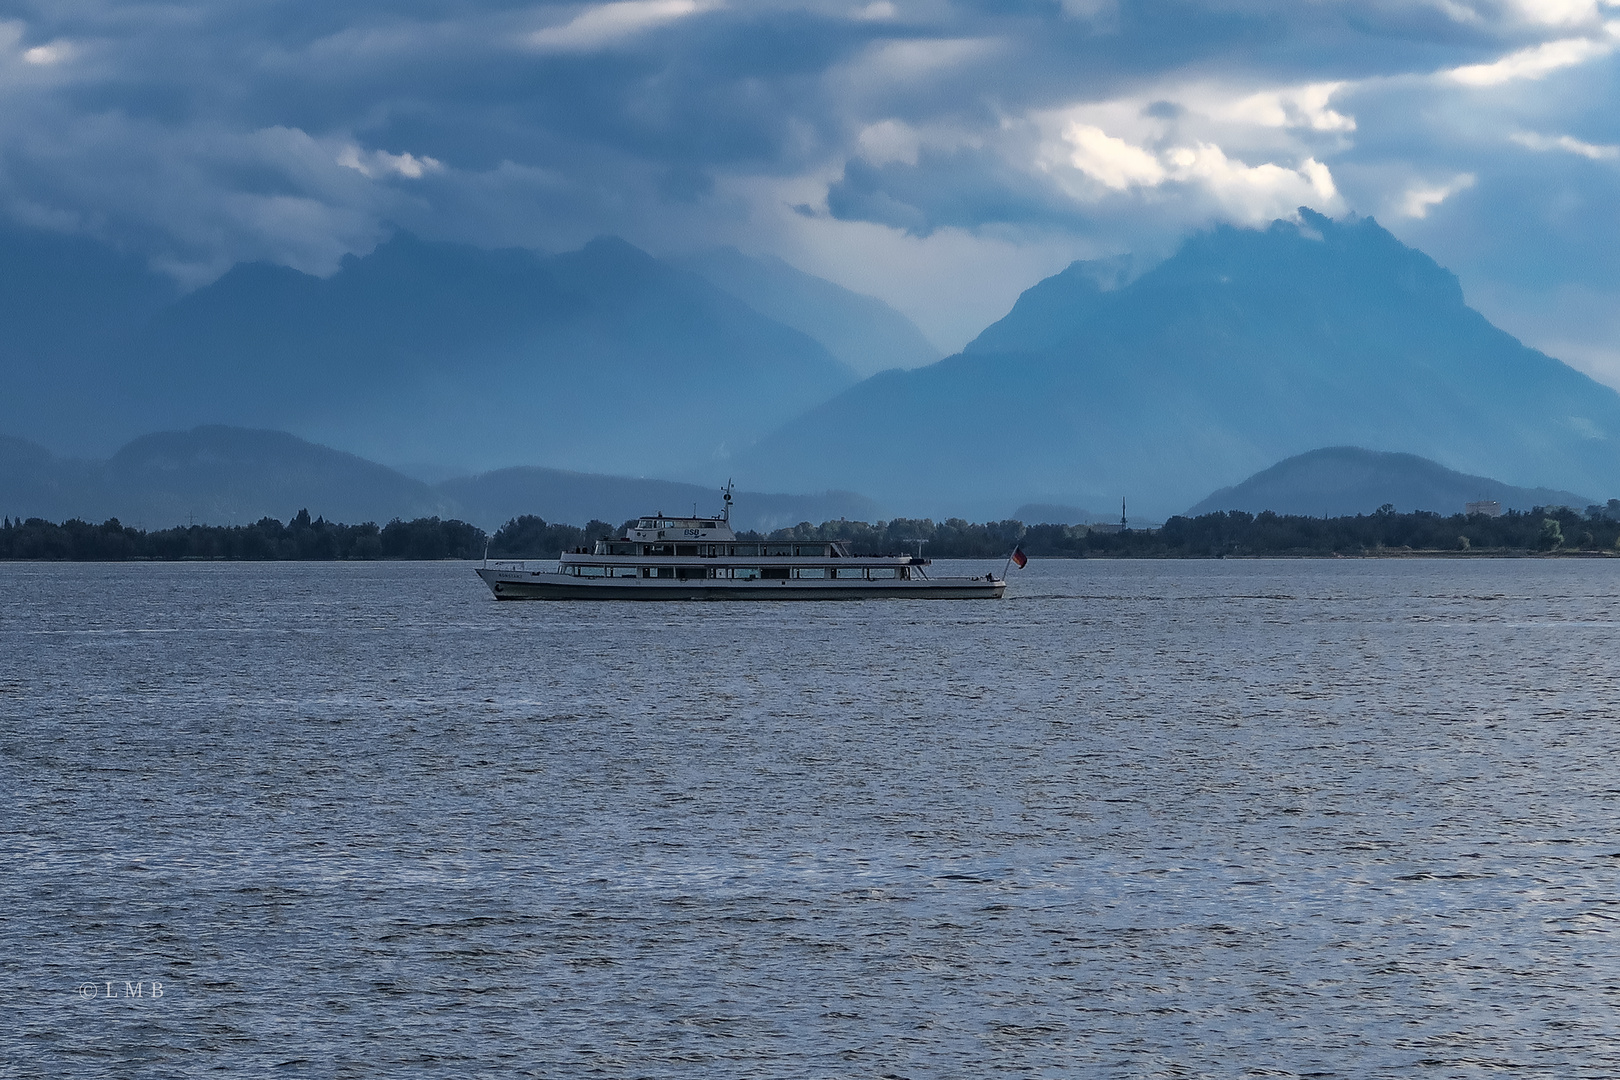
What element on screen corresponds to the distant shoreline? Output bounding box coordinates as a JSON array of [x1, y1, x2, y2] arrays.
[[5, 506, 1620, 561]]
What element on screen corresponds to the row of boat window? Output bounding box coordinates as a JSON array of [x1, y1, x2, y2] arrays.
[[599, 542, 840, 557], [563, 566, 910, 580]]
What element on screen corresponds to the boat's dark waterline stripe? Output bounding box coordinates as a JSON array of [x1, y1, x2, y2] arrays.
[[481, 577, 1002, 601]]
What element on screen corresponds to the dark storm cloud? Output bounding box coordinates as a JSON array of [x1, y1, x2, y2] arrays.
[[0, 0, 1616, 364], [828, 148, 1103, 235]]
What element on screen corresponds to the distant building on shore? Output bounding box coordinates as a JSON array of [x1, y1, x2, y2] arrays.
[[1465, 499, 1503, 517]]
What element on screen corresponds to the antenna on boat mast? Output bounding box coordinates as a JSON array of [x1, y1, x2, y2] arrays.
[[721, 480, 734, 522]]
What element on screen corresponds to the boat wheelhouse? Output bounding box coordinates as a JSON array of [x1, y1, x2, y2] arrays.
[[475, 488, 1005, 601]]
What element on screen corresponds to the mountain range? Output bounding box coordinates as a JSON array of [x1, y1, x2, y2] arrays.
[[0, 426, 876, 533], [2, 424, 1587, 536], [3, 209, 1620, 522], [1187, 447, 1592, 518], [0, 227, 934, 479], [737, 210, 1620, 519]]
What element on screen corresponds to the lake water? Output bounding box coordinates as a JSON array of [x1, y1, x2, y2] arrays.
[[5, 558, 1620, 1078]]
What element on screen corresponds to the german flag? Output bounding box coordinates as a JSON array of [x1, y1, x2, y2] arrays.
[[1010, 546, 1027, 569]]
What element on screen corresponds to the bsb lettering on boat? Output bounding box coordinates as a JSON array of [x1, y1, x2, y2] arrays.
[[475, 485, 1009, 601]]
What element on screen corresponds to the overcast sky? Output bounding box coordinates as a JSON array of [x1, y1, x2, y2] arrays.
[[2, 0, 1618, 376]]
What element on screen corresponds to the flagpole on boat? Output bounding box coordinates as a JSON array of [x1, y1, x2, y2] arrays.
[[1001, 537, 1028, 581]]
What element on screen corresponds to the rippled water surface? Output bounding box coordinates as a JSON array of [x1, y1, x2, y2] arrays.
[[5, 558, 1620, 1078]]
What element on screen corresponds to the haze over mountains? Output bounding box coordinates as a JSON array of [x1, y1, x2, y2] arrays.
[[673, 248, 941, 377], [3, 209, 1619, 524], [0, 226, 932, 478], [0, 427, 875, 532], [741, 210, 1620, 519]]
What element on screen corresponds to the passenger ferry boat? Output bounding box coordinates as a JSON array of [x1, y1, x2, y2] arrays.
[[476, 487, 1005, 601]]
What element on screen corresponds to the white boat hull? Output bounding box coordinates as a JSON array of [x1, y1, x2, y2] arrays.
[[476, 567, 1004, 600]]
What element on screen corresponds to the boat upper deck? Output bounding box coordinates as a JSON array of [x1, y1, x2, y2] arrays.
[[626, 515, 737, 543], [583, 538, 873, 560], [568, 488, 921, 567]]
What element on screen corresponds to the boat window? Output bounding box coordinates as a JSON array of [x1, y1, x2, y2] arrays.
[[761, 568, 790, 580], [675, 544, 698, 556], [610, 567, 637, 577], [793, 568, 826, 579], [831, 568, 860, 579], [732, 544, 759, 556], [792, 545, 826, 557], [764, 544, 793, 557], [732, 567, 762, 580], [868, 567, 898, 579], [675, 566, 708, 580], [577, 565, 606, 577]]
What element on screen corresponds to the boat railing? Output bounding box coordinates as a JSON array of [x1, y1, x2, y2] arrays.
[[483, 558, 551, 572]]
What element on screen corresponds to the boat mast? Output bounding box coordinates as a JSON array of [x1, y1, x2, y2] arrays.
[[721, 479, 734, 523]]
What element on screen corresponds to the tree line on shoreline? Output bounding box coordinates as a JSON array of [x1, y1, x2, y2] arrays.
[[759, 503, 1620, 557], [832, 503, 1620, 558], [0, 510, 628, 561], [4, 503, 1620, 561]]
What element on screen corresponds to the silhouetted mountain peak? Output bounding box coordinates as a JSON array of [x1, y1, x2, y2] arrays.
[[1, 425, 457, 526], [968, 210, 1467, 360], [966, 256, 1128, 355], [182, 261, 320, 311], [567, 234, 666, 277], [1187, 446, 1591, 517], [337, 231, 546, 286], [745, 210, 1620, 518], [1156, 211, 1464, 308], [110, 426, 379, 472]]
